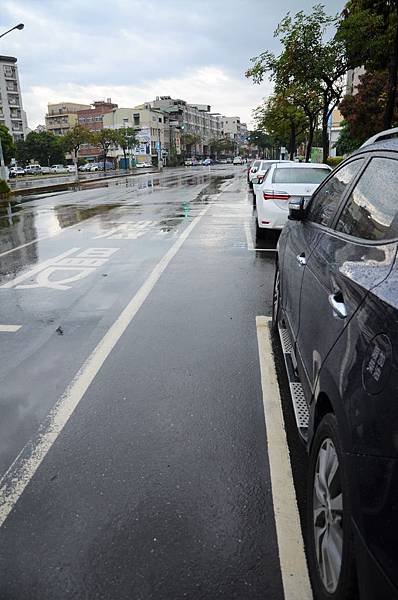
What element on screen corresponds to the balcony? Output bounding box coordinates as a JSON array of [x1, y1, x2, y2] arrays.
[[12, 122, 23, 132], [3, 66, 16, 79], [8, 95, 20, 106]]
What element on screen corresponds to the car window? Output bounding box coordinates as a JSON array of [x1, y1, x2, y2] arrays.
[[272, 167, 330, 184], [306, 160, 364, 227], [335, 157, 398, 241], [252, 161, 260, 169]]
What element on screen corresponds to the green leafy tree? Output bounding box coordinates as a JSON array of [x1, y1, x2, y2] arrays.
[[0, 124, 16, 165], [246, 5, 349, 162], [113, 127, 139, 169], [339, 69, 397, 143], [19, 131, 65, 166], [338, 0, 398, 128], [91, 129, 118, 171], [181, 132, 201, 157], [255, 94, 308, 159], [335, 120, 361, 155], [247, 130, 274, 158], [208, 137, 234, 157], [62, 124, 92, 172]]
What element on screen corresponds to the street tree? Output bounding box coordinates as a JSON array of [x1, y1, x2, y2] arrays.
[[335, 120, 361, 155], [0, 124, 16, 165], [247, 130, 274, 158], [113, 127, 139, 169], [91, 129, 118, 172], [181, 133, 201, 158], [255, 94, 308, 159], [208, 137, 234, 158], [338, 0, 398, 128], [17, 131, 65, 166], [339, 69, 397, 144], [62, 124, 92, 174], [246, 5, 349, 162]]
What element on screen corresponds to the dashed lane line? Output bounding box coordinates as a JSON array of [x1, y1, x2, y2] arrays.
[[256, 316, 312, 600], [0, 204, 210, 528], [0, 325, 21, 332]]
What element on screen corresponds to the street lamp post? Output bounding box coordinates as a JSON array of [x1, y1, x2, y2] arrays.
[[0, 23, 25, 181], [0, 23, 24, 39]]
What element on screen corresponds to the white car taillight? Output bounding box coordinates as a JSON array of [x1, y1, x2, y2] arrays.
[[263, 189, 290, 201]]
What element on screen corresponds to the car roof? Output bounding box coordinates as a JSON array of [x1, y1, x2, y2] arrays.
[[349, 138, 398, 157], [272, 162, 331, 169]]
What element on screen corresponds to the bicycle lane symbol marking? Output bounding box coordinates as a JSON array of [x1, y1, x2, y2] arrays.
[[0, 248, 119, 291]]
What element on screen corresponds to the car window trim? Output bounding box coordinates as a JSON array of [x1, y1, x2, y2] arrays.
[[304, 156, 368, 231], [330, 151, 398, 244]]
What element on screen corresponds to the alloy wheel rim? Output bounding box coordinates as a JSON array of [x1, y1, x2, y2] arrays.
[[313, 438, 343, 593]]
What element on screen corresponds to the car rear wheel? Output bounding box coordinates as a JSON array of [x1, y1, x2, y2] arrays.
[[307, 414, 358, 600]]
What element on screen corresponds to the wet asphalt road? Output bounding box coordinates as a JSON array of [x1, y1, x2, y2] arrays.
[[0, 166, 304, 599]]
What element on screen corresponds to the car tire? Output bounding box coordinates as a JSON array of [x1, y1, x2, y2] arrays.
[[307, 413, 358, 600], [271, 263, 280, 332]]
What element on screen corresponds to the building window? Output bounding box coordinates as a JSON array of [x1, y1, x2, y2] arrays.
[[133, 114, 140, 126]]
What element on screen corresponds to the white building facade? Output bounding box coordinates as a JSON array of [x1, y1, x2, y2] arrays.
[[0, 55, 27, 142]]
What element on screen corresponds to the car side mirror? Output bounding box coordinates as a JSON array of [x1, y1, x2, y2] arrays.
[[288, 197, 305, 221], [251, 167, 258, 173]]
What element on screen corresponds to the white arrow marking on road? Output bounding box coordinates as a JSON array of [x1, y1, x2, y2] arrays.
[[0, 325, 21, 332]]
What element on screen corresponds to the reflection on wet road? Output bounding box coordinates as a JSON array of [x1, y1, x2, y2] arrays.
[[0, 166, 285, 600]]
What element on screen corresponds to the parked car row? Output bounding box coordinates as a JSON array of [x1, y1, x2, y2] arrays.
[[251, 129, 398, 600], [184, 157, 245, 167], [8, 164, 75, 177]]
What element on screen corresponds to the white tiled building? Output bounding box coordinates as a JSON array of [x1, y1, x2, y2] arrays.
[[0, 55, 27, 141]]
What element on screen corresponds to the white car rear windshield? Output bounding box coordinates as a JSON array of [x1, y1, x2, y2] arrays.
[[272, 168, 330, 184]]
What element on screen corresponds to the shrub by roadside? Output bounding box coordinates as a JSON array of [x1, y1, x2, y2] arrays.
[[0, 179, 10, 199], [326, 156, 344, 168]]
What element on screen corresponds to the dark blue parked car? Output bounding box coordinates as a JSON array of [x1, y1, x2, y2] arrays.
[[273, 129, 398, 600]]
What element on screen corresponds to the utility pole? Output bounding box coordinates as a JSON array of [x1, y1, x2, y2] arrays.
[[158, 128, 163, 171]]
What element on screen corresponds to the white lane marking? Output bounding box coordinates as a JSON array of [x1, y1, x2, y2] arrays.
[[0, 325, 21, 332], [244, 220, 254, 250], [1, 248, 119, 290], [256, 316, 312, 600], [0, 248, 79, 288], [0, 205, 209, 528], [244, 221, 277, 253]]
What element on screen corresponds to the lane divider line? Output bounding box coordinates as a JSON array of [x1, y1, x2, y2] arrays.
[[0, 325, 21, 332], [0, 205, 210, 528], [256, 316, 312, 600]]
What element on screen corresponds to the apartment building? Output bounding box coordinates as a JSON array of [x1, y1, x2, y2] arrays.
[[151, 96, 222, 156], [45, 101, 90, 136], [77, 99, 118, 160], [103, 104, 167, 163], [0, 55, 27, 141]]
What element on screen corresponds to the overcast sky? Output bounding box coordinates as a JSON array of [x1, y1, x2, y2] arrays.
[[1, 0, 345, 129]]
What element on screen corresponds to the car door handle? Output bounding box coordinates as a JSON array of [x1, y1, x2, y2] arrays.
[[296, 253, 306, 266], [328, 293, 347, 319]]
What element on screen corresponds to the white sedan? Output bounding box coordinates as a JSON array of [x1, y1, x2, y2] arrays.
[[254, 162, 331, 239]]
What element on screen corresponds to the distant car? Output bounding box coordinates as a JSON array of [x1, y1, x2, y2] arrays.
[[247, 159, 262, 185], [40, 166, 51, 174], [9, 166, 25, 178], [66, 165, 77, 173], [136, 162, 151, 168], [50, 164, 68, 174], [254, 162, 331, 239], [203, 158, 213, 166], [24, 164, 42, 175], [225, 158, 233, 164], [184, 159, 197, 166], [233, 156, 243, 165], [78, 163, 92, 172]]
